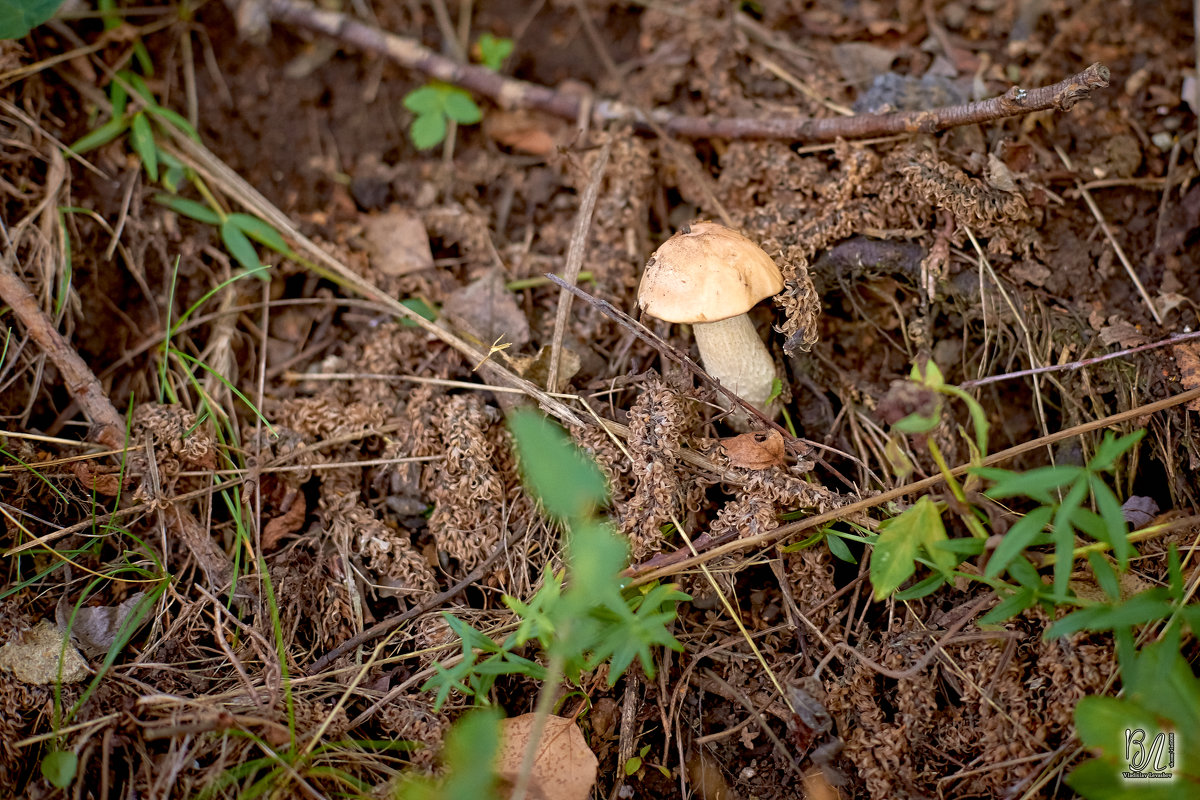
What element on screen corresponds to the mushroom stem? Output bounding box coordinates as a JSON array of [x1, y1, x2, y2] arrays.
[[692, 314, 779, 425]]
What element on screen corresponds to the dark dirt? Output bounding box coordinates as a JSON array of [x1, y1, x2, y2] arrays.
[[2, 0, 1199, 798]]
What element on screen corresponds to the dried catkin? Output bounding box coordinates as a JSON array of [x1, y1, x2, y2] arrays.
[[619, 380, 700, 560], [424, 394, 506, 571]]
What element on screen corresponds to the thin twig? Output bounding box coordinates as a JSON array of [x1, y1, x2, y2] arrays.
[[961, 329, 1200, 388], [547, 137, 611, 393], [626, 385, 1200, 582], [0, 253, 125, 449], [262, 0, 1109, 143]]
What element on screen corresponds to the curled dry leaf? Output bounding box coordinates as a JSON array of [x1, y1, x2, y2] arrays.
[[262, 492, 308, 552], [496, 713, 598, 800], [55, 592, 149, 659], [0, 620, 90, 683], [721, 429, 786, 470], [72, 460, 130, 496]]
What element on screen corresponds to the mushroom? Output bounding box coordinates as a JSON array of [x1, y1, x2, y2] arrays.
[[637, 221, 784, 426]]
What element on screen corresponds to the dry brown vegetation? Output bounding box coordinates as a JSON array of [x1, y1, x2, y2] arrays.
[[1, 0, 1199, 798]]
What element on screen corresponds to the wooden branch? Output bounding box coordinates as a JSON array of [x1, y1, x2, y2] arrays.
[[262, 0, 1109, 143], [0, 256, 125, 449]]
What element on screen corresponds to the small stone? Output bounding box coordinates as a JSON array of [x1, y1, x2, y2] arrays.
[[0, 621, 90, 684]]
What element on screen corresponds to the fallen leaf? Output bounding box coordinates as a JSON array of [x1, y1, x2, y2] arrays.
[[262, 493, 307, 552], [0, 620, 90, 683], [686, 751, 733, 800], [443, 267, 532, 350], [361, 209, 434, 276], [496, 713, 597, 800], [484, 109, 560, 156], [722, 429, 786, 469], [56, 592, 149, 659], [1009, 260, 1051, 287], [1098, 320, 1148, 348], [1173, 342, 1200, 411], [72, 460, 130, 497], [1121, 495, 1159, 528]]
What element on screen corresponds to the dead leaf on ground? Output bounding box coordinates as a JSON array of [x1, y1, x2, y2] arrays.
[[722, 429, 786, 469], [510, 345, 580, 389], [361, 209, 435, 276], [685, 751, 733, 800], [1172, 342, 1200, 411], [496, 713, 598, 800], [1122, 495, 1159, 527], [0, 620, 90, 683], [56, 592, 150, 659], [262, 492, 308, 552], [73, 460, 131, 496], [1097, 319, 1149, 348], [484, 109, 560, 156], [443, 266, 532, 350]]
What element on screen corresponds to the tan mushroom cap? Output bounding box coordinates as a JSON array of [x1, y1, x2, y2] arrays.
[[637, 221, 784, 323]]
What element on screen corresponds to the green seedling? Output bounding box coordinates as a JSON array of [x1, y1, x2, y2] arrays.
[[402, 34, 513, 150], [403, 82, 482, 150], [408, 411, 689, 794]]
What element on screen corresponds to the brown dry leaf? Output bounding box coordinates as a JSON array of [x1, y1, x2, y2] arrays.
[[496, 713, 597, 800], [1097, 319, 1148, 348], [1172, 342, 1200, 411], [801, 768, 841, 800], [0, 620, 90, 683], [1009, 260, 1051, 287], [56, 592, 149, 659], [722, 429, 786, 469], [442, 266, 532, 350], [72, 460, 130, 496], [361, 209, 434, 276], [262, 494, 308, 552], [483, 109, 559, 156]]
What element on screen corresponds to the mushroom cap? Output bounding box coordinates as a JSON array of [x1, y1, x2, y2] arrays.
[[637, 221, 784, 323]]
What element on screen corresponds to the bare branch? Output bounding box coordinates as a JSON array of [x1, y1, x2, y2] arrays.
[[263, 0, 1109, 143]]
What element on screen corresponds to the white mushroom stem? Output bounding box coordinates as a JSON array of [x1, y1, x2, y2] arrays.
[[692, 314, 779, 423]]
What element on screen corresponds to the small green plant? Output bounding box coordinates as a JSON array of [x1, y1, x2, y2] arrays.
[[402, 34, 512, 150], [69, 69, 296, 276], [402, 83, 482, 151], [864, 357, 1200, 796], [474, 33, 513, 71], [424, 410, 688, 707], [867, 359, 991, 600], [624, 744, 671, 780], [404, 410, 689, 793], [71, 71, 199, 188], [1062, 547, 1200, 797]]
